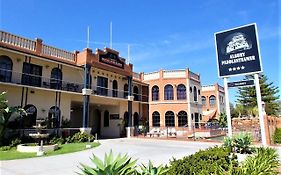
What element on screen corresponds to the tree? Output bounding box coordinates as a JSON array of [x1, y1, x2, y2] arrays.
[[236, 74, 280, 115], [0, 92, 26, 146], [218, 112, 227, 128]]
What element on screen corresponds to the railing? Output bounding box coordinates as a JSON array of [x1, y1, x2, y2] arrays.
[[0, 31, 36, 51], [0, 68, 149, 102], [133, 72, 141, 80], [42, 44, 75, 62], [0, 68, 84, 93], [163, 69, 186, 78], [91, 85, 149, 102], [189, 71, 200, 81]]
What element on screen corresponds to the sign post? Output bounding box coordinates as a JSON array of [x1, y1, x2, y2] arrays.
[[215, 23, 267, 146], [223, 77, 232, 137]]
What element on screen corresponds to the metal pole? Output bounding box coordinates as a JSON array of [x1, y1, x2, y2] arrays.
[[254, 74, 267, 146], [223, 77, 232, 137]]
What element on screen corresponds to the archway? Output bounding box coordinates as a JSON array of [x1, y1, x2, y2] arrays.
[[48, 106, 60, 128], [23, 104, 37, 128]]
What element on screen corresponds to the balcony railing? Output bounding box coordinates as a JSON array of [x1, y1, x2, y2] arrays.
[[42, 44, 75, 62], [0, 31, 36, 51], [0, 68, 149, 102]]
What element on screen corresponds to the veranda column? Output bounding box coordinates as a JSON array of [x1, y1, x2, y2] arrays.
[[127, 76, 134, 137], [81, 64, 92, 134]]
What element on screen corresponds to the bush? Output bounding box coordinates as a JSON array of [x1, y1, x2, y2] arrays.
[[66, 132, 95, 143], [79, 150, 137, 175], [0, 145, 11, 151], [138, 160, 168, 175], [9, 138, 21, 147], [223, 133, 253, 154], [166, 146, 236, 175], [222, 147, 280, 175], [49, 137, 65, 145], [273, 128, 281, 144]]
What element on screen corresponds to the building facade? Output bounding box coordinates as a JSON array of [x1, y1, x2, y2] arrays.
[[201, 84, 225, 122], [0, 30, 148, 138], [141, 69, 203, 130]]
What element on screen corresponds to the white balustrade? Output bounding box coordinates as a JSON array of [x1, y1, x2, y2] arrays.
[[0, 31, 36, 51], [42, 44, 75, 61]]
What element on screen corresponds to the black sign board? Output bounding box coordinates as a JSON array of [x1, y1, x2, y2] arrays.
[[99, 52, 124, 69], [110, 114, 120, 120], [215, 23, 263, 78], [228, 80, 254, 88]]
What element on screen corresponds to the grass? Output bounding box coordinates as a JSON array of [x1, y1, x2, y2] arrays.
[[0, 142, 100, 160]]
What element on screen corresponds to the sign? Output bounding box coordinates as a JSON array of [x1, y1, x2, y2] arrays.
[[227, 79, 254, 88], [110, 114, 120, 120], [215, 23, 262, 78], [99, 52, 124, 69]]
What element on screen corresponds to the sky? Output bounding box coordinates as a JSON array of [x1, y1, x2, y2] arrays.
[[0, 0, 280, 103]]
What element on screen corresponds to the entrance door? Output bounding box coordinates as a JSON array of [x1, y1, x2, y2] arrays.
[[91, 109, 101, 136]]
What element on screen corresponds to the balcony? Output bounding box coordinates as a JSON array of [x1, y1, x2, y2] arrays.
[[0, 68, 83, 93], [0, 68, 149, 102]]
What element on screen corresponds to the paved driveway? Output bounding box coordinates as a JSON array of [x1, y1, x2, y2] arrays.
[[0, 138, 221, 175]]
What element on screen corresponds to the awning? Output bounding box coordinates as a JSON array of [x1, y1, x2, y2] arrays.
[[202, 109, 217, 121]]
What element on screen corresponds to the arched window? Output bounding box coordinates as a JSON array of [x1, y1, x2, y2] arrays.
[[133, 86, 139, 101], [0, 55, 13, 82], [112, 80, 118, 97], [202, 96, 206, 106], [177, 84, 186, 100], [133, 112, 139, 126], [50, 68, 62, 89], [193, 86, 197, 101], [178, 111, 187, 127], [124, 84, 128, 98], [23, 104, 37, 128], [104, 110, 109, 127], [164, 84, 174, 100], [152, 85, 159, 101], [152, 111, 160, 127], [209, 95, 216, 107], [48, 106, 60, 128], [165, 111, 175, 127]]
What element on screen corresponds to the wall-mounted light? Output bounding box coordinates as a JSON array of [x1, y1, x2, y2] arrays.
[[16, 58, 22, 62], [45, 65, 50, 69]]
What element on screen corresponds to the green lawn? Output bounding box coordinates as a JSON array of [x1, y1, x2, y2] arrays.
[[0, 142, 100, 160]]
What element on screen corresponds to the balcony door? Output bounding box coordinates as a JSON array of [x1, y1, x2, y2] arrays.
[[97, 76, 108, 96], [22, 63, 42, 87]]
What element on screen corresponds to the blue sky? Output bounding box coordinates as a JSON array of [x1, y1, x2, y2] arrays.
[[0, 0, 280, 103]]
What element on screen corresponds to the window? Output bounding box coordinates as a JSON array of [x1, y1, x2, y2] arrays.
[[22, 63, 42, 87], [202, 96, 206, 106], [193, 86, 197, 101], [152, 85, 159, 101], [50, 68, 62, 89], [123, 84, 128, 98], [133, 86, 139, 101], [104, 110, 109, 127], [152, 111, 160, 127], [178, 111, 187, 127], [133, 112, 139, 126], [124, 112, 129, 127], [210, 95, 216, 107], [97, 76, 108, 96], [48, 106, 60, 128], [189, 87, 192, 93], [0, 55, 12, 82], [177, 84, 186, 100], [165, 111, 175, 127], [112, 80, 118, 97], [164, 84, 174, 100]]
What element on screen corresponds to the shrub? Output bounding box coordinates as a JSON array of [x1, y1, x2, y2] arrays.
[[66, 132, 95, 143], [0, 145, 11, 151], [138, 160, 168, 175], [78, 150, 137, 175], [273, 128, 281, 144], [222, 147, 280, 175], [49, 136, 65, 145], [166, 146, 236, 175], [9, 138, 21, 147], [223, 133, 253, 154]]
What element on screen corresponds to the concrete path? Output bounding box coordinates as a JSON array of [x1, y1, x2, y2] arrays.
[[0, 138, 220, 175]]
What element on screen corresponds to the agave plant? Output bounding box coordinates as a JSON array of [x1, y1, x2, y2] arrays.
[[78, 150, 137, 175], [138, 161, 168, 175]]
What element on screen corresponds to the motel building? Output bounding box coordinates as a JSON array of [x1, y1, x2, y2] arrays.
[[0, 30, 225, 138]]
